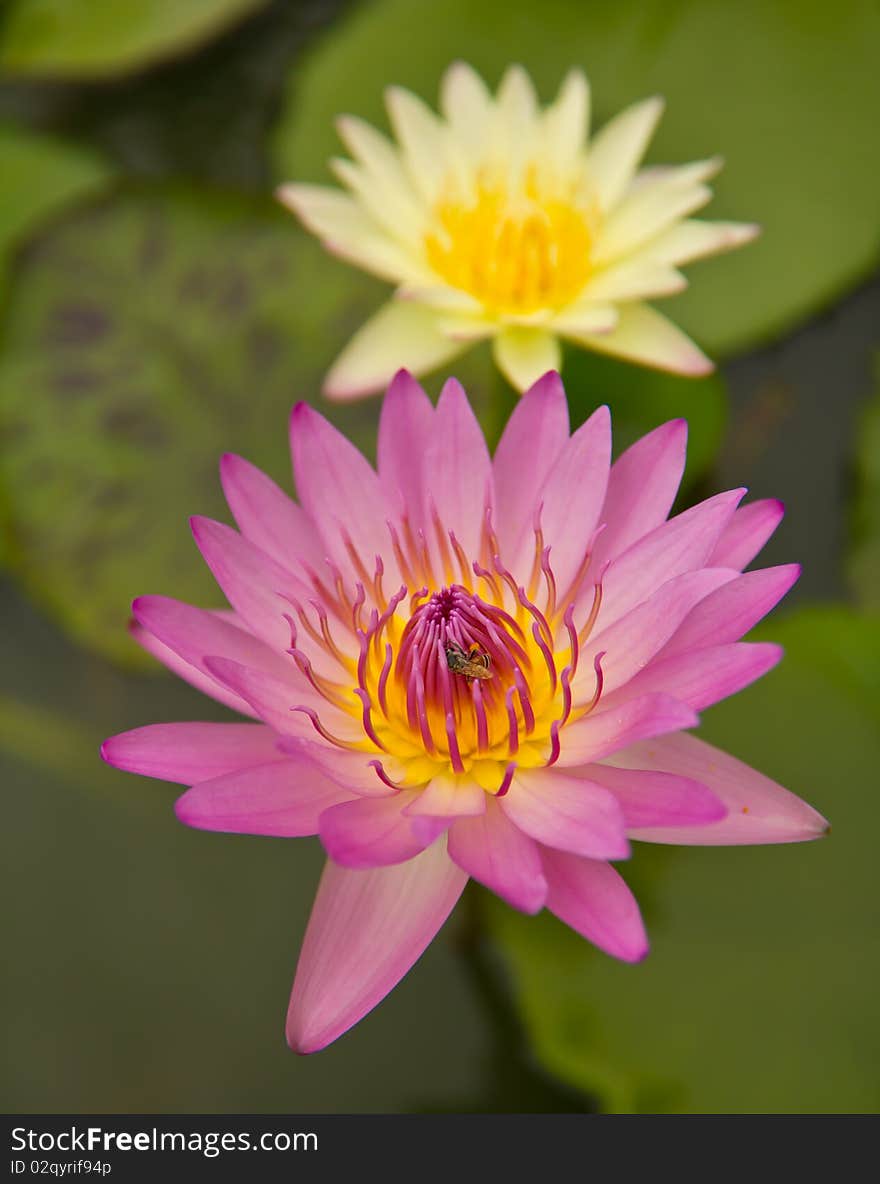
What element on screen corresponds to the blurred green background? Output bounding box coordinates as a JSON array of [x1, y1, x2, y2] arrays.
[[1, 0, 878, 1113]]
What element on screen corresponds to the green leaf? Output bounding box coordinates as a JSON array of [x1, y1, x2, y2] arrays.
[[0, 185, 385, 666], [0, 0, 268, 79], [274, 0, 880, 359], [489, 605, 880, 1111], [849, 355, 880, 611], [562, 347, 727, 491], [0, 123, 112, 294]]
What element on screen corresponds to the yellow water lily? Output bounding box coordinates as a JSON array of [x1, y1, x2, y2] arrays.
[[278, 62, 758, 399]]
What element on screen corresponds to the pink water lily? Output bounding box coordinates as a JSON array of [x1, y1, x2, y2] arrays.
[[102, 371, 827, 1052]]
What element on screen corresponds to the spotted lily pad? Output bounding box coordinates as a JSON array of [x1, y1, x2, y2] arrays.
[[274, 0, 880, 360], [0, 0, 268, 79], [488, 605, 880, 1111], [0, 186, 384, 665], [0, 123, 112, 297]]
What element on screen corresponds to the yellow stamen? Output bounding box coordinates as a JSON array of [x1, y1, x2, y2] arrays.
[[424, 167, 596, 316]]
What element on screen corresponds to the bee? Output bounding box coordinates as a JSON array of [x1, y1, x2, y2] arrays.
[[445, 642, 492, 683]]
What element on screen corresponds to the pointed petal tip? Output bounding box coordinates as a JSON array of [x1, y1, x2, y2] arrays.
[[188, 513, 211, 542], [322, 370, 385, 402], [626, 938, 651, 964], [99, 737, 117, 767], [684, 353, 715, 377], [286, 1017, 334, 1056]]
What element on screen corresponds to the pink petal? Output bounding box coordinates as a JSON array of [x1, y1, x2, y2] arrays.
[[588, 488, 745, 630], [286, 843, 468, 1052], [580, 764, 726, 828], [603, 642, 782, 711], [403, 775, 486, 819], [101, 721, 283, 783], [190, 517, 301, 651], [448, 798, 547, 913], [130, 619, 255, 717], [202, 657, 363, 758], [660, 564, 801, 655], [492, 371, 570, 565], [175, 758, 353, 836], [557, 693, 698, 767], [219, 453, 326, 574], [289, 402, 398, 579], [578, 567, 736, 698], [423, 378, 493, 560], [591, 418, 687, 572], [319, 794, 448, 868], [377, 369, 435, 529], [133, 594, 294, 688], [536, 405, 611, 595], [620, 732, 829, 845], [710, 498, 785, 570], [541, 848, 649, 962], [500, 769, 629, 859]]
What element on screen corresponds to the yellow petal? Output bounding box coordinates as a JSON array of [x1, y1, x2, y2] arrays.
[[586, 95, 664, 213], [563, 303, 713, 376], [493, 326, 561, 391], [324, 300, 468, 401]]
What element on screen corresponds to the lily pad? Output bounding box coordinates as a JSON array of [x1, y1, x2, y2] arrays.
[[0, 0, 268, 79], [488, 606, 880, 1111], [0, 123, 112, 296], [849, 356, 880, 611], [274, 0, 880, 359], [0, 185, 384, 665]]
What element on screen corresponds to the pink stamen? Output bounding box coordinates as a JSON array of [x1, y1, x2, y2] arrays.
[[563, 603, 579, 674], [291, 705, 360, 751], [527, 503, 545, 598], [496, 761, 516, 797], [353, 687, 388, 751], [473, 680, 489, 752], [578, 580, 604, 645], [584, 651, 606, 715], [377, 642, 393, 716], [558, 665, 574, 726], [505, 686, 520, 754], [513, 668, 536, 734], [472, 560, 503, 601], [351, 582, 366, 633], [546, 721, 561, 767], [541, 546, 557, 621], [448, 531, 472, 587], [410, 641, 437, 755], [282, 611, 298, 649], [445, 712, 465, 774], [517, 585, 554, 649], [372, 554, 386, 609], [531, 621, 558, 693], [368, 759, 405, 791], [555, 523, 606, 617], [310, 598, 350, 667], [288, 646, 350, 710], [492, 552, 522, 606]]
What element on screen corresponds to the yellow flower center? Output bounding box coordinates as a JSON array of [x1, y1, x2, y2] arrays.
[[289, 511, 604, 796], [424, 166, 596, 316]]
